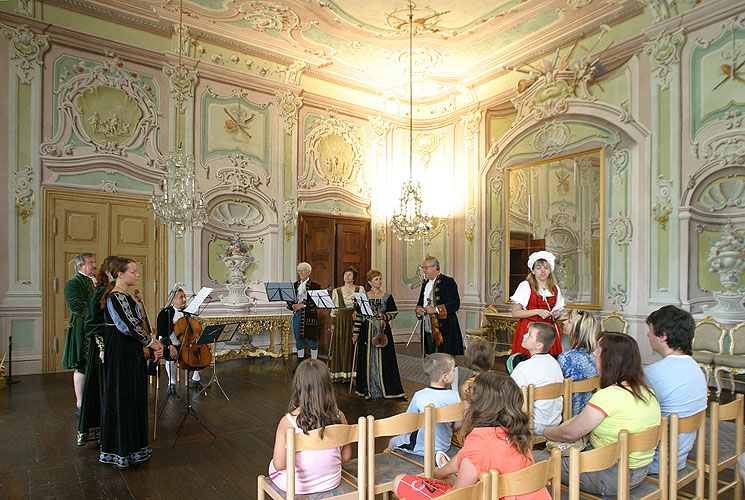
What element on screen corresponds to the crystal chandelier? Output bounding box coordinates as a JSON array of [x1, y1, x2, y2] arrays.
[[151, 149, 207, 238], [390, 3, 434, 243], [150, 0, 207, 238]]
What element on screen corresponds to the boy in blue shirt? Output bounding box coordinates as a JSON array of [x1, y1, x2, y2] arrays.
[[389, 353, 460, 455], [644, 305, 708, 474]]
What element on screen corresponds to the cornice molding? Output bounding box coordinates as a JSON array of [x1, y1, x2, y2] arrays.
[[643, 0, 745, 40]]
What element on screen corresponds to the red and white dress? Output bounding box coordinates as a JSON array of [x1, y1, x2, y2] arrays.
[[510, 281, 564, 357]]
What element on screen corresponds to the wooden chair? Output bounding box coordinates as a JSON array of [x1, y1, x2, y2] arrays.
[[601, 311, 629, 335], [489, 448, 563, 499], [691, 316, 727, 392], [706, 393, 744, 500], [399, 472, 490, 500], [568, 419, 667, 500], [347, 405, 434, 500], [257, 416, 366, 500], [670, 410, 706, 500], [562, 376, 600, 421], [713, 320, 745, 395], [524, 381, 566, 445]]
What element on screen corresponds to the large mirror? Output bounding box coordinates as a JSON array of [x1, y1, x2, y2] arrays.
[[505, 147, 604, 309]]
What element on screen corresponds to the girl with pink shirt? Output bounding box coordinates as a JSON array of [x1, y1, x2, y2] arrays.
[[393, 373, 550, 500], [268, 359, 352, 494]]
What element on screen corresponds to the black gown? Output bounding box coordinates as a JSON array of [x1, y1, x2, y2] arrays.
[[354, 293, 404, 399], [77, 288, 105, 446], [99, 291, 152, 469]]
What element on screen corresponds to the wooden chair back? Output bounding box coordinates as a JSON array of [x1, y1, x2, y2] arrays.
[[670, 410, 706, 500], [525, 381, 565, 444], [621, 419, 667, 500], [707, 393, 744, 500], [257, 416, 366, 500], [425, 401, 465, 473], [567, 438, 622, 500], [366, 405, 433, 499], [490, 448, 562, 499], [401, 472, 489, 500], [562, 376, 600, 421]]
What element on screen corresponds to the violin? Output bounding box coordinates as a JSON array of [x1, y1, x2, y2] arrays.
[[133, 289, 155, 360], [371, 315, 388, 348], [173, 314, 212, 371], [416, 298, 445, 346]]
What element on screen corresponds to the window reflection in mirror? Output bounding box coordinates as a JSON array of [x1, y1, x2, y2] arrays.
[[505, 147, 604, 309]]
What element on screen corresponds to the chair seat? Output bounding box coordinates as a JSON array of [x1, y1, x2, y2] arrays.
[[262, 475, 358, 500], [676, 462, 699, 488], [629, 479, 661, 500], [712, 355, 745, 368], [692, 351, 715, 364], [371, 451, 434, 487], [388, 444, 461, 467]]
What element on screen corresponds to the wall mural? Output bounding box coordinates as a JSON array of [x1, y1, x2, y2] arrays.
[[41, 54, 160, 163]]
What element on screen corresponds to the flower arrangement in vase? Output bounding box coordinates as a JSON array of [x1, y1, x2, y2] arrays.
[[218, 232, 254, 306]]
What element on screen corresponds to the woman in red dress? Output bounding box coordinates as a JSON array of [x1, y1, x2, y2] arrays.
[[510, 251, 564, 357]]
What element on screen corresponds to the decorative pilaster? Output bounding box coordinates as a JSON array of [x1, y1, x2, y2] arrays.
[[274, 90, 302, 135]]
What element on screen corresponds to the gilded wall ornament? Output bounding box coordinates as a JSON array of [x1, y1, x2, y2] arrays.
[[164, 63, 198, 114], [0, 24, 50, 85], [643, 28, 686, 90], [14, 164, 34, 223], [465, 206, 477, 243], [652, 176, 673, 231], [282, 199, 297, 240], [532, 121, 573, 158], [274, 90, 303, 135], [368, 115, 390, 153], [461, 109, 481, 149]]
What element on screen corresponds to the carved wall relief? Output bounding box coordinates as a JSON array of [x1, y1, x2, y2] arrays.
[[302, 115, 365, 190]]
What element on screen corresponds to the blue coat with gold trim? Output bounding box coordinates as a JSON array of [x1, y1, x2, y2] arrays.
[[417, 273, 464, 356]]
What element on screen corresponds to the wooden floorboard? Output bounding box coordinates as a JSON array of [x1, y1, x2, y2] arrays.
[[2, 343, 740, 499]]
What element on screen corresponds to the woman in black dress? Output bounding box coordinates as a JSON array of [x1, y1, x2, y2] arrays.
[[99, 258, 163, 469], [353, 269, 404, 399]]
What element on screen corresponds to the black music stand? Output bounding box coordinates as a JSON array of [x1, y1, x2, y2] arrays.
[[265, 282, 295, 376], [172, 313, 217, 448], [308, 290, 335, 363], [196, 322, 240, 401]]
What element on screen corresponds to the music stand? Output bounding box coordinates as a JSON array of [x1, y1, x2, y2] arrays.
[[172, 312, 217, 448], [308, 290, 336, 363], [349, 293, 375, 392], [265, 282, 295, 376], [196, 322, 240, 401]]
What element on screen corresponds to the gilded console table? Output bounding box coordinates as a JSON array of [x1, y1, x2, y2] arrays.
[[482, 310, 519, 356], [198, 315, 291, 361]]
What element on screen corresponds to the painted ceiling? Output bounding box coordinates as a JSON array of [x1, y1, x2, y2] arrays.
[[63, 0, 643, 109]]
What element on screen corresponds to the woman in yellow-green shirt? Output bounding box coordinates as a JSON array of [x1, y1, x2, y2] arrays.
[[542, 333, 661, 496]]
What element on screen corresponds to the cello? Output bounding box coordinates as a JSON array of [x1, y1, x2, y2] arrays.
[[173, 313, 212, 371]]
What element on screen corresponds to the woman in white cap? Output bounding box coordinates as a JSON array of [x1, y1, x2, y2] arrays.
[[509, 251, 564, 357]]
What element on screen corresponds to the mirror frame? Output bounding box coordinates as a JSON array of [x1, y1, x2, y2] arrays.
[[504, 147, 604, 310]]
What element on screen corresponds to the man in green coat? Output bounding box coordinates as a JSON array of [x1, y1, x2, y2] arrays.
[[62, 252, 97, 414]]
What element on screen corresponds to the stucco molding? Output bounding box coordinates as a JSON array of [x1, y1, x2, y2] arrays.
[[274, 90, 303, 135], [0, 24, 49, 85], [643, 27, 686, 90]]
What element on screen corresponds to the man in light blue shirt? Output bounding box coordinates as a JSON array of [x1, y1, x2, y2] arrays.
[[644, 305, 708, 474]]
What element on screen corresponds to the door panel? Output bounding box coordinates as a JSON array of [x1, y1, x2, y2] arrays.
[[44, 188, 165, 372], [300, 217, 334, 289], [50, 199, 109, 372], [336, 222, 370, 288]]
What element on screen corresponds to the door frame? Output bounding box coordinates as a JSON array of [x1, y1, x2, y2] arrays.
[[42, 187, 167, 372]]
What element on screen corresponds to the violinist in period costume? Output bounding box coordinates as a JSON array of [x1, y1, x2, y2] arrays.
[[156, 288, 203, 393], [416, 256, 464, 356], [287, 262, 321, 360], [62, 252, 97, 414], [100, 258, 163, 470], [353, 269, 404, 399]]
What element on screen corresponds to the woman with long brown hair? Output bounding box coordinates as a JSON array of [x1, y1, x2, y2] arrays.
[[542, 333, 661, 495], [393, 372, 549, 500], [99, 258, 163, 469]]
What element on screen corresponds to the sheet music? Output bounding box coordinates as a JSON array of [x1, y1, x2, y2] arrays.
[[353, 292, 374, 317], [308, 289, 335, 309], [184, 287, 214, 314]]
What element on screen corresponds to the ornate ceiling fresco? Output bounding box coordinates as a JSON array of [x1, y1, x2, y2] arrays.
[[50, 0, 642, 111]]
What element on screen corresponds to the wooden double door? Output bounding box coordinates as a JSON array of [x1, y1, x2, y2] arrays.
[[297, 214, 371, 355], [43, 187, 166, 372]]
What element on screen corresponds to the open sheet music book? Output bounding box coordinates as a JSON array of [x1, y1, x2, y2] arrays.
[[308, 289, 335, 309], [353, 292, 374, 317], [184, 287, 214, 315]]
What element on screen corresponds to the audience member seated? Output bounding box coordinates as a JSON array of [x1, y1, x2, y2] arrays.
[[541, 333, 661, 496], [451, 338, 495, 447], [389, 353, 460, 456], [510, 322, 564, 436], [268, 359, 352, 495], [558, 310, 599, 417], [392, 373, 550, 500], [644, 305, 708, 474]]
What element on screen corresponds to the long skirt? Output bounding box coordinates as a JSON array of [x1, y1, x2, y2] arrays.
[[77, 337, 103, 445], [329, 308, 355, 382], [99, 326, 150, 469]]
